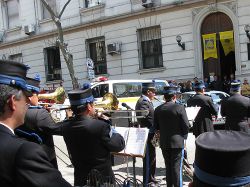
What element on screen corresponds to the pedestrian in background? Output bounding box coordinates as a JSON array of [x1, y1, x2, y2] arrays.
[[184, 80, 193, 92], [135, 83, 157, 187], [190, 130, 250, 187], [203, 77, 210, 91], [187, 82, 218, 138], [222, 75, 230, 94], [154, 85, 189, 187], [221, 80, 250, 133], [209, 75, 221, 91], [241, 78, 250, 97], [230, 73, 236, 82], [0, 60, 71, 187]]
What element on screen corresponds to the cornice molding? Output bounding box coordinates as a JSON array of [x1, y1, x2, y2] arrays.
[[0, 0, 228, 49]]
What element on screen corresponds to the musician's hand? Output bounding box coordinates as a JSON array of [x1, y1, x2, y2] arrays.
[[99, 113, 110, 121], [94, 110, 110, 121]]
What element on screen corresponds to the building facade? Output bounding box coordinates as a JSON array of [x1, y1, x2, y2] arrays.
[[0, 0, 249, 90]]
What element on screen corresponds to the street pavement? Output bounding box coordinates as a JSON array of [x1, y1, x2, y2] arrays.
[[54, 132, 196, 186]]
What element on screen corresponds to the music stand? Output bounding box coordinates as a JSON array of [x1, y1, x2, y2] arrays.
[[113, 126, 149, 187]]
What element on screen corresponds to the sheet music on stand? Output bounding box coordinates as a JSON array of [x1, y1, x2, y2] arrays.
[[185, 106, 201, 122], [113, 127, 149, 158]]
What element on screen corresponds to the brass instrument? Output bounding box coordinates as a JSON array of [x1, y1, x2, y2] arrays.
[[94, 93, 119, 110], [48, 92, 119, 112], [94, 93, 149, 120], [38, 86, 66, 104], [46, 92, 118, 122], [151, 131, 160, 147], [46, 92, 148, 121], [50, 104, 71, 122], [38, 86, 67, 122]]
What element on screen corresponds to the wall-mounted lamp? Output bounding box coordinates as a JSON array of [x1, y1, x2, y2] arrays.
[[244, 24, 250, 40], [176, 35, 185, 50]]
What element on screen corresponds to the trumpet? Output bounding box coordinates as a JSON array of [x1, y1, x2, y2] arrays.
[[94, 93, 119, 110], [49, 104, 72, 122], [38, 87, 68, 122], [95, 109, 149, 119], [38, 86, 66, 104]]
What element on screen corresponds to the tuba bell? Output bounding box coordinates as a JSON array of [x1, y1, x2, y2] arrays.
[[94, 93, 119, 110], [38, 86, 66, 104]]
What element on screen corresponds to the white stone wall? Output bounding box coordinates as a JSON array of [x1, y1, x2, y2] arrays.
[[238, 0, 250, 80], [0, 0, 250, 89]]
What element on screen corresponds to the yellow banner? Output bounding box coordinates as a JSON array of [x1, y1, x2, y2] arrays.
[[202, 33, 218, 60], [219, 30, 234, 56]]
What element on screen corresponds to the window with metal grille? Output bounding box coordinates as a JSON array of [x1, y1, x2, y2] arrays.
[[86, 37, 107, 75], [8, 53, 22, 63], [44, 46, 62, 81], [138, 26, 163, 69], [5, 0, 19, 29], [42, 0, 56, 19], [85, 0, 101, 8]]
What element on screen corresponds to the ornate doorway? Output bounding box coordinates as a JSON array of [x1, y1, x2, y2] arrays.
[[201, 12, 235, 81]]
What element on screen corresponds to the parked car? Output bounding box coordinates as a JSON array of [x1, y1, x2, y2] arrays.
[[179, 91, 230, 126]]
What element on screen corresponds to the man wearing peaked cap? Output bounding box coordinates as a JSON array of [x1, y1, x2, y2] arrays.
[[187, 81, 218, 138], [154, 85, 189, 187], [136, 82, 157, 186], [221, 80, 250, 133], [193, 81, 205, 90], [0, 60, 32, 96], [142, 82, 156, 93], [191, 130, 250, 187], [0, 60, 72, 187], [53, 87, 125, 186], [16, 75, 58, 168]]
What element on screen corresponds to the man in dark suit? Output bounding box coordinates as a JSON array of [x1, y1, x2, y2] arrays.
[[221, 80, 250, 133], [154, 86, 189, 187], [15, 76, 58, 168], [54, 88, 125, 186], [0, 60, 71, 187], [135, 82, 157, 187], [187, 82, 218, 138]]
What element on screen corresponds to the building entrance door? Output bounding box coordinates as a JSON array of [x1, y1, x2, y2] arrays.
[[201, 12, 236, 82]]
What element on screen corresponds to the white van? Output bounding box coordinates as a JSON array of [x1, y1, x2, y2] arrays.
[[90, 79, 168, 109], [58, 79, 167, 123]]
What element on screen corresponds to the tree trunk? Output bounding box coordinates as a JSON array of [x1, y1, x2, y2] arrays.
[[40, 0, 79, 89]]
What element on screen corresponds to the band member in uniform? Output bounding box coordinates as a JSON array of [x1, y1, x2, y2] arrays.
[[190, 131, 250, 187], [135, 82, 157, 187], [15, 75, 58, 168], [221, 80, 250, 133], [54, 88, 125, 186], [187, 81, 218, 138], [154, 85, 189, 187], [0, 60, 71, 187]]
